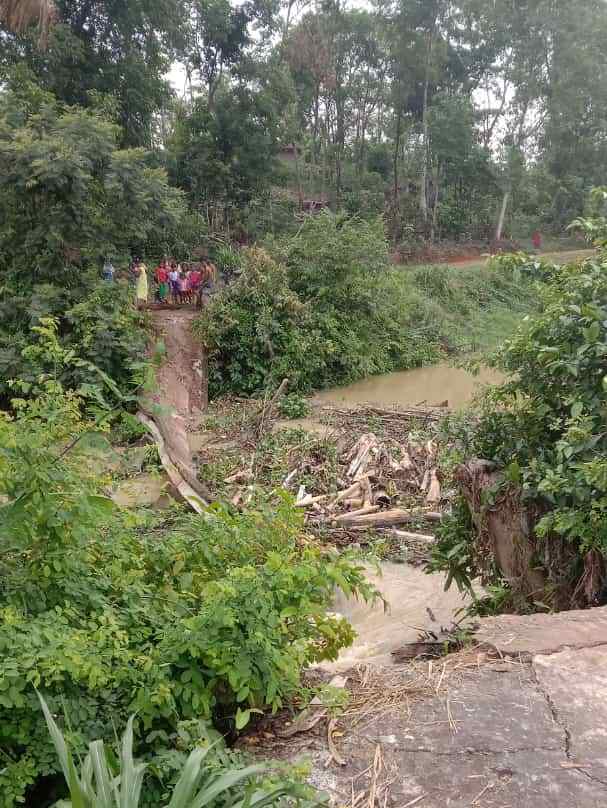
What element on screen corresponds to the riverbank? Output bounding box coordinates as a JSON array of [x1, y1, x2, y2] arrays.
[[198, 216, 550, 400]]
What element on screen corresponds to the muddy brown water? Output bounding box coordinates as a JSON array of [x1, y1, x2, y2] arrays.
[[111, 474, 170, 508], [321, 563, 471, 671], [314, 362, 504, 410]]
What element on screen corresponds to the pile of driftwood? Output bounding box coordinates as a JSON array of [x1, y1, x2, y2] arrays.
[[293, 432, 444, 535], [321, 405, 444, 442]]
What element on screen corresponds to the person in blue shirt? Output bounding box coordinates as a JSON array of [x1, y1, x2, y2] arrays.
[[102, 258, 115, 282]]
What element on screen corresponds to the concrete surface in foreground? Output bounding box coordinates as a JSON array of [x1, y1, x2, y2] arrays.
[[304, 607, 607, 807]]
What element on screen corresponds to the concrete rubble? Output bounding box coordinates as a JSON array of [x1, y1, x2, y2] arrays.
[[298, 606, 607, 807]]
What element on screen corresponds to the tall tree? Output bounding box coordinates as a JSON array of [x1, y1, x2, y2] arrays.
[[0, 0, 188, 146]]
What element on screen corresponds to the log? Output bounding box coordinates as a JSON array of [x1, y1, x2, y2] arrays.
[[359, 474, 373, 505], [334, 481, 362, 503], [392, 529, 435, 543], [426, 469, 441, 504], [136, 412, 208, 514], [295, 493, 329, 508], [346, 433, 378, 479], [334, 507, 435, 528], [334, 504, 380, 523], [321, 405, 443, 422]]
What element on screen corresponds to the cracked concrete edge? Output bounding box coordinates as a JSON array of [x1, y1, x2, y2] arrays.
[[477, 638, 607, 662], [388, 745, 562, 756], [529, 662, 573, 758], [531, 648, 607, 792]]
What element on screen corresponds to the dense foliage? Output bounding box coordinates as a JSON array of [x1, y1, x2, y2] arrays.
[[4, 1, 607, 244], [0, 340, 374, 805], [0, 77, 184, 280], [197, 213, 535, 396], [431, 251, 607, 609], [0, 74, 184, 406]]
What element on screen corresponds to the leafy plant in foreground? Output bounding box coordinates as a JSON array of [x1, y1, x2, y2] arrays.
[[278, 394, 310, 420], [39, 695, 314, 808]]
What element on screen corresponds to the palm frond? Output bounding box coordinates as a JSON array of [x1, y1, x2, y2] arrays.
[[0, 0, 57, 46]]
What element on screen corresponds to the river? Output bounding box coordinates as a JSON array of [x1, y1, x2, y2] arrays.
[[314, 361, 504, 410]]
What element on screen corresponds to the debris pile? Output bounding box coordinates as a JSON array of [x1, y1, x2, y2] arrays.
[[293, 432, 445, 535]]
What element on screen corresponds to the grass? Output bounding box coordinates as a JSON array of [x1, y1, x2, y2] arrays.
[[465, 305, 528, 353], [400, 260, 536, 357], [398, 247, 597, 358]]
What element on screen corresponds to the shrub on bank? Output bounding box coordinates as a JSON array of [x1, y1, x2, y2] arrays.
[[198, 213, 541, 398], [430, 254, 607, 611], [197, 214, 443, 396], [0, 375, 374, 805]]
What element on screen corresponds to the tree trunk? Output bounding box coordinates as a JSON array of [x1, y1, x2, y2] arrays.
[[420, 76, 429, 223], [313, 86, 320, 164], [335, 100, 344, 206], [495, 189, 510, 242], [420, 25, 435, 225], [393, 108, 402, 201], [456, 460, 547, 600], [293, 143, 304, 209], [430, 163, 440, 243]]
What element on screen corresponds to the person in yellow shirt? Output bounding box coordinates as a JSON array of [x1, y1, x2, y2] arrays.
[[135, 259, 148, 308]]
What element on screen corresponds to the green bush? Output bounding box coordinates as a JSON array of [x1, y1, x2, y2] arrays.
[[0, 375, 374, 805], [197, 215, 444, 397], [198, 214, 542, 399], [212, 243, 244, 280], [278, 394, 310, 420], [430, 254, 607, 609], [0, 282, 147, 408], [195, 247, 317, 395]]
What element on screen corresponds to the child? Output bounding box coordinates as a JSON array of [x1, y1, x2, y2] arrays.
[[188, 263, 202, 307], [178, 266, 188, 304], [168, 263, 180, 304], [155, 261, 169, 302]]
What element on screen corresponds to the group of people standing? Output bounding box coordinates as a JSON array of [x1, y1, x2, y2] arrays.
[[152, 260, 212, 305], [110, 257, 217, 309]]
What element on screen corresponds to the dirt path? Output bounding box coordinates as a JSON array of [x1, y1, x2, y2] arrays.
[[149, 308, 207, 416], [408, 248, 595, 271], [138, 308, 210, 506]]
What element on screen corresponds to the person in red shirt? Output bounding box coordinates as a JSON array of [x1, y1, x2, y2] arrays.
[[531, 230, 542, 252], [188, 263, 202, 306], [155, 260, 169, 302]]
